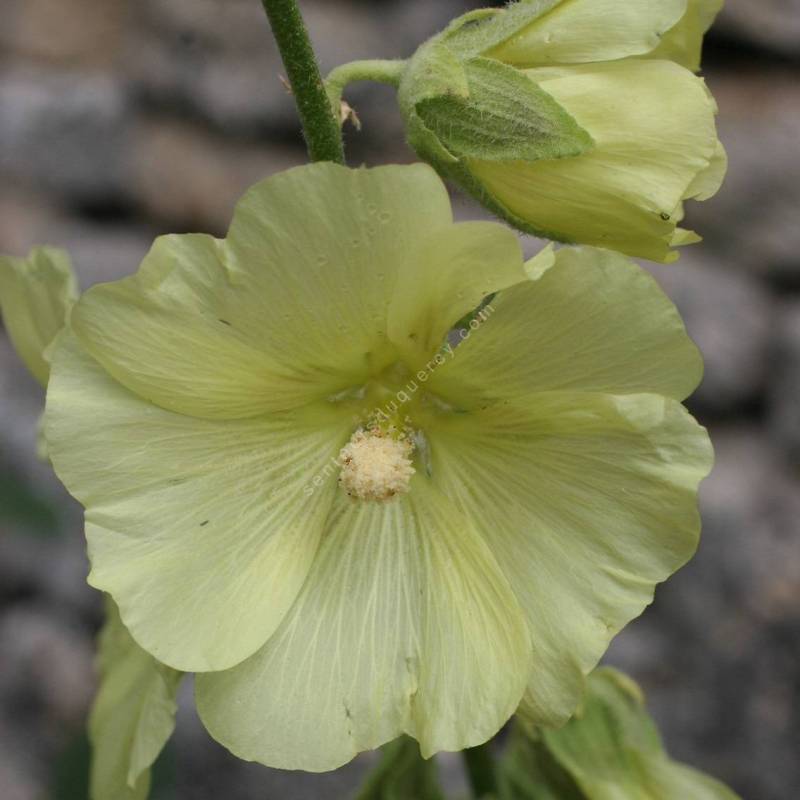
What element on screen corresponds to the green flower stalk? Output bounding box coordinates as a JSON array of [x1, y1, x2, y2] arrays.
[[44, 163, 712, 771], [397, 0, 726, 263]]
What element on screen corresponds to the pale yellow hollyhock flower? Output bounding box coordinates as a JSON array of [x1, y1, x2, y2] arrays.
[[403, 0, 726, 262], [90, 599, 181, 800], [646, 0, 725, 73], [0, 246, 181, 800], [488, 0, 723, 73], [45, 163, 711, 771], [466, 59, 725, 262]]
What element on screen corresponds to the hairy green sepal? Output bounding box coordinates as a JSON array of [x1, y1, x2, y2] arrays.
[[399, 35, 591, 164], [397, 16, 592, 238], [416, 57, 592, 162]]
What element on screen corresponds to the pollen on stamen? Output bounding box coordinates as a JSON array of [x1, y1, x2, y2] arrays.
[[337, 426, 415, 502]]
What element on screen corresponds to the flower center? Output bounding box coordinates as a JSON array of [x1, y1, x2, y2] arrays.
[[337, 424, 415, 502]]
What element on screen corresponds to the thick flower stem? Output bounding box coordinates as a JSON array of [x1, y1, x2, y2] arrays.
[[463, 742, 498, 799], [259, 0, 344, 164]]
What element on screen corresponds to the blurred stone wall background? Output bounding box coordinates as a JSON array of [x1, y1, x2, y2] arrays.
[[0, 1, 798, 798]]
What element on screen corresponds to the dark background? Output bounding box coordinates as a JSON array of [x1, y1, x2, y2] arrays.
[[1, 1, 798, 798]]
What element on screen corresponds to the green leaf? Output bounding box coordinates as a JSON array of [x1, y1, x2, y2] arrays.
[[89, 598, 182, 800], [415, 57, 592, 162], [355, 737, 445, 800], [498, 668, 742, 800]]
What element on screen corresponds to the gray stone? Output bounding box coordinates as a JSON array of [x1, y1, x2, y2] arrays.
[[383, 0, 476, 57], [686, 70, 800, 284], [607, 427, 800, 800], [128, 0, 386, 136], [767, 301, 800, 464], [718, 0, 800, 57], [0, 335, 50, 484], [130, 119, 303, 232], [137, 0, 263, 49], [0, 0, 129, 68], [0, 742, 43, 800], [127, 35, 297, 136], [0, 520, 94, 615], [0, 69, 132, 202], [0, 606, 94, 729], [647, 253, 773, 415], [0, 191, 156, 286]]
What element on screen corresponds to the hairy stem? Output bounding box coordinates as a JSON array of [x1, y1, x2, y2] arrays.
[[259, 0, 344, 163], [325, 59, 407, 109]]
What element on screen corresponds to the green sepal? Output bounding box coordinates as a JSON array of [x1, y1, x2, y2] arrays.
[[497, 667, 742, 800], [354, 736, 445, 800], [400, 39, 470, 108], [399, 30, 592, 172], [442, 1, 563, 60], [416, 57, 592, 162], [398, 39, 469, 166]]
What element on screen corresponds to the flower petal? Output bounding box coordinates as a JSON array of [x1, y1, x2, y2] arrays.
[[429, 247, 702, 408], [0, 246, 77, 386], [196, 477, 531, 771], [72, 163, 454, 419], [646, 0, 724, 72], [90, 597, 182, 800], [387, 221, 525, 365], [686, 139, 727, 202], [468, 59, 720, 262], [427, 392, 712, 726], [45, 332, 351, 672], [487, 0, 687, 66]]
